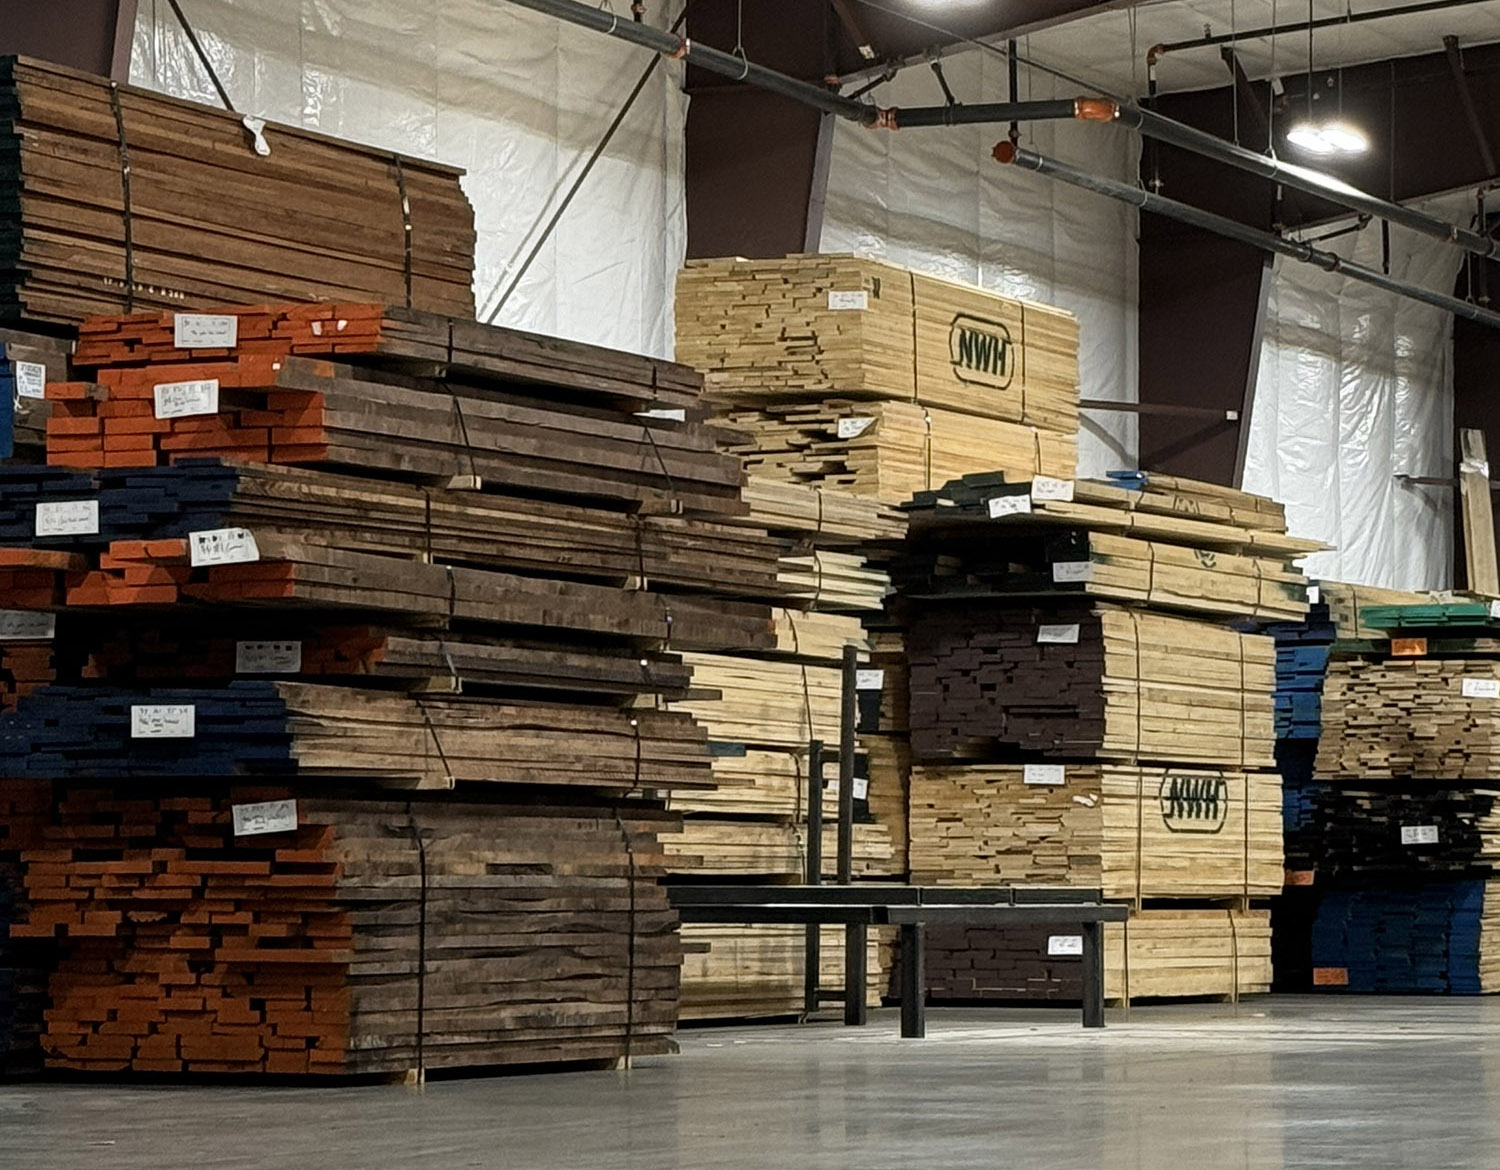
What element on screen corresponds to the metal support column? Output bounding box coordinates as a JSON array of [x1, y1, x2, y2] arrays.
[[803, 738, 824, 1016], [899, 922, 926, 1038], [1081, 920, 1105, 1028], [838, 645, 865, 1025]]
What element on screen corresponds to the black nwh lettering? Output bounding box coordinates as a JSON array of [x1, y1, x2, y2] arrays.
[[957, 327, 1009, 377], [1165, 776, 1221, 822]]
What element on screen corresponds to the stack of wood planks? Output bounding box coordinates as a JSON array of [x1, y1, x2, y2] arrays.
[[16, 783, 678, 1074], [0, 780, 50, 1072], [0, 58, 475, 323], [909, 764, 1283, 899], [906, 603, 1276, 767], [922, 908, 1273, 1004], [680, 255, 1082, 504], [1, 329, 71, 463], [680, 925, 888, 1020]]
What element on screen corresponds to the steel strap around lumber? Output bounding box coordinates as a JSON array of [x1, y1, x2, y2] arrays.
[[993, 141, 1500, 332]]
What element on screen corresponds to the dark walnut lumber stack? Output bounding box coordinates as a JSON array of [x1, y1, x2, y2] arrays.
[[15, 784, 676, 1074], [921, 908, 1272, 1004], [908, 764, 1283, 900], [0, 58, 475, 323], [906, 602, 1276, 768]]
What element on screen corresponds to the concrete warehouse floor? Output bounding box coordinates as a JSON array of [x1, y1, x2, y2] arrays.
[[2, 997, 1497, 1169]]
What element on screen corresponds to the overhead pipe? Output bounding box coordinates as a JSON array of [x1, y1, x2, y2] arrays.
[[1153, 0, 1481, 57], [993, 141, 1500, 332]]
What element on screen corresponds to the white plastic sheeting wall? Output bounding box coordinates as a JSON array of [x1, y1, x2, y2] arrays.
[[129, 0, 687, 357], [1242, 194, 1470, 590], [820, 53, 1140, 477]]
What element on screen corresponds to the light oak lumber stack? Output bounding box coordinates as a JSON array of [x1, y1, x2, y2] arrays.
[[1320, 581, 1445, 640], [19, 784, 677, 1074], [676, 255, 1079, 432], [732, 475, 907, 544], [680, 924, 887, 1020], [908, 764, 1283, 899], [669, 653, 842, 751], [717, 400, 1076, 505], [906, 602, 1276, 767], [0, 58, 475, 323], [662, 820, 894, 879], [1316, 658, 1500, 781], [778, 549, 890, 613], [864, 735, 912, 875], [923, 908, 1272, 1003]]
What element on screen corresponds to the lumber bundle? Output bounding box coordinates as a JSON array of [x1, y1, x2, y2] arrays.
[[0, 682, 711, 791], [680, 924, 888, 1020], [1320, 581, 1445, 640], [716, 400, 1076, 505], [896, 475, 1313, 622], [1315, 658, 1500, 781], [0, 459, 784, 601], [732, 476, 907, 544], [908, 764, 1282, 900], [662, 819, 894, 879], [1, 329, 71, 462], [921, 908, 1272, 1003], [864, 735, 911, 875], [0, 58, 475, 323], [1295, 783, 1500, 879], [16, 784, 677, 1074], [778, 549, 890, 613], [906, 602, 1276, 767], [1309, 880, 1500, 994], [676, 255, 1079, 432], [669, 653, 842, 751], [0, 780, 50, 1073]]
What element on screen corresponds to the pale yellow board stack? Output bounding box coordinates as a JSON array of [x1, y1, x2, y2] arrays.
[[662, 819, 893, 878], [680, 925, 891, 1020], [1106, 908, 1272, 1001], [677, 254, 1079, 432], [908, 764, 1283, 900]]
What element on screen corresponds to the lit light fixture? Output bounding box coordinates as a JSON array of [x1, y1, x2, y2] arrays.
[[1284, 4, 1370, 157]]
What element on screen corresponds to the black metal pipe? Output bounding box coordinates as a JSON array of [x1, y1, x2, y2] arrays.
[[499, 0, 879, 124], [1156, 0, 1479, 55], [994, 142, 1500, 331], [1116, 103, 1500, 262], [891, 98, 1085, 128]]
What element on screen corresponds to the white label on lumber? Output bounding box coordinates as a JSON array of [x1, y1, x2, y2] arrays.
[[836, 416, 875, 439], [35, 500, 98, 537], [13, 360, 46, 400], [130, 704, 195, 738], [827, 290, 868, 311], [189, 528, 260, 568], [309, 318, 349, 337], [1490, 600, 1500, 620], [1307, 585, 1321, 605], [1037, 623, 1081, 645], [1047, 935, 1084, 957], [1052, 560, 1094, 584], [232, 799, 298, 837], [853, 777, 869, 800], [1024, 764, 1066, 786], [636, 408, 686, 422], [856, 669, 885, 690], [235, 640, 302, 674], [0, 610, 55, 640], [1462, 677, 1500, 699], [987, 494, 1032, 519], [173, 313, 238, 349], [1030, 476, 1076, 502], [1400, 824, 1439, 846], [153, 378, 220, 420]]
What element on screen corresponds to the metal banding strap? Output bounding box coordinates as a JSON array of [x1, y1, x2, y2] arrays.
[[109, 84, 135, 311], [403, 805, 430, 1082]]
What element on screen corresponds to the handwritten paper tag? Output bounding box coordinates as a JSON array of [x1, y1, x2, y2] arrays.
[[189, 528, 260, 567], [836, 416, 875, 439], [0, 610, 55, 640], [987, 494, 1032, 519], [1052, 560, 1094, 584], [235, 640, 302, 674], [827, 290, 868, 311], [1047, 935, 1084, 957], [1400, 824, 1439, 846], [174, 313, 238, 349], [1024, 764, 1066, 786], [1462, 677, 1500, 700], [1030, 477, 1076, 502], [130, 704, 195, 738], [153, 379, 219, 420], [856, 669, 885, 690], [35, 500, 98, 537], [1037, 624, 1081, 645], [13, 361, 46, 400], [1307, 585, 1322, 605], [232, 800, 298, 837]]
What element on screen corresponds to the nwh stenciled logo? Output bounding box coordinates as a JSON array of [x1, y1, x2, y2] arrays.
[[1158, 774, 1229, 833], [948, 314, 1015, 389]]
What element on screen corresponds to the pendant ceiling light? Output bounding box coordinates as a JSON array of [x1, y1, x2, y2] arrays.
[[1286, 0, 1369, 156]]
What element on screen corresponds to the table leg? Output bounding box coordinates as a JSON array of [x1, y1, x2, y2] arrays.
[[899, 922, 925, 1038], [1082, 920, 1105, 1029], [844, 922, 868, 1025]]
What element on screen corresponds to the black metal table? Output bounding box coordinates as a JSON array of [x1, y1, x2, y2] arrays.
[[670, 885, 1130, 1037]]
